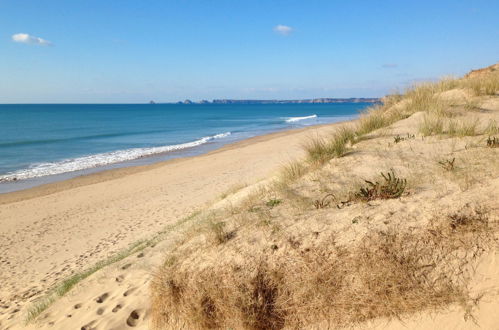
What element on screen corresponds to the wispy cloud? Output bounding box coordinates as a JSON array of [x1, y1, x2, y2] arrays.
[[273, 24, 293, 36], [381, 63, 398, 68], [12, 33, 53, 46]]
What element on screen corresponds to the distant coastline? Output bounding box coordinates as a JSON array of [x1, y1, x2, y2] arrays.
[[149, 98, 380, 105]]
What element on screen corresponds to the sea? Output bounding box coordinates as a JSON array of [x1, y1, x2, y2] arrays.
[[0, 103, 373, 193]]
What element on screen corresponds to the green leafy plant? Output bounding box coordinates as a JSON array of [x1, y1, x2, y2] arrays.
[[355, 170, 407, 201], [266, 199, 282, 208]]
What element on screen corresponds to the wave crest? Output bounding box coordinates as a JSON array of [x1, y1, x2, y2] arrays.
[[285, 114, 317, 123], [0, 132, 231, 182]]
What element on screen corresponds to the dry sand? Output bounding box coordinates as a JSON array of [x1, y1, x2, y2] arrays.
[[0, 123, 341, 329]]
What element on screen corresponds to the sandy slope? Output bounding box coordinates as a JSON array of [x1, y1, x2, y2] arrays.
[[0, 123, 341, 329]]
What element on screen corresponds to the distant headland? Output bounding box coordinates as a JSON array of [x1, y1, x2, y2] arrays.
[[148, 98, 380, 105]]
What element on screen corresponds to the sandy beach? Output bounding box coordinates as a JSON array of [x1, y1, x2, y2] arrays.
[[2, 67, 499, 330], [0, 122, 339, 329]]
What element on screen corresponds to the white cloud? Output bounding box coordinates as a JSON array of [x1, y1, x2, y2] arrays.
[[273, 25, 293, 36], [12, 33, 52, 46]]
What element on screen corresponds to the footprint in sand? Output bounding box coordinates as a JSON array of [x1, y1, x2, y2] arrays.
[[121, 263, 132, 270], [112, 304, 122, 313], [95, 293, 109, 303], [123, 287, 136, 297], [116, 275, 125, 282], [81, 320, 96, 330], [74, 303, 82, 309], [96, 307, 105, 315], [126, 310, 141, 327]]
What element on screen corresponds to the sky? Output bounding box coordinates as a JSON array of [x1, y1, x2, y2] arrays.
[[1, 0, 498, 103]]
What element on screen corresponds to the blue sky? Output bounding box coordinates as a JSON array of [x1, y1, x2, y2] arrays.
[[1, 0, 498, 103]]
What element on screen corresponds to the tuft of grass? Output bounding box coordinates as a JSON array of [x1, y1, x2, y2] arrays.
[[463, 72, 499, 96], [447, 118, 479, 137], [419, 115, 444, 136], [484, 120, 499, 136], [209, 220, 235, 244], [304, 126, 356, 165], [356, 106, 390, 135], [464, 98, 480, 111], [303, 136, 332, 164], [279, 161, 308, 183]]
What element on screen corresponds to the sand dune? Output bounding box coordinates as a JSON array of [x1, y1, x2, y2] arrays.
[[2, 67, 499, 330]]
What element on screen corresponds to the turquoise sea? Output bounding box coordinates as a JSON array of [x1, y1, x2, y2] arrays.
[[0, 103, 372, 192]]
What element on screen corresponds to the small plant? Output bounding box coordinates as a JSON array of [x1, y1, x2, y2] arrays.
[[486, 136, 499, 148], [438, 158, 456, 171], [355, 170, 407, 201], [394, 133, 415, 143], [313, 193, 335, 209], [394, 135, 403, 143], [448, 205, 488, 230], [266, 198, 282, 208], [209, 221, 235, 244]]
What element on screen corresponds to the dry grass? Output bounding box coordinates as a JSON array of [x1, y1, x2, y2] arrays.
[[420, 114, 445, 136], [303, 126, 356, 165], [151, 206, 492, 329], [447, 118, 480, 137], [484, 120, 499, 135], [356, 106, 390, 135], [463, 72, 499, 96], [279, 161, 308, 183]]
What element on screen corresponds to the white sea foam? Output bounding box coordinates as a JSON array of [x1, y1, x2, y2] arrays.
[[0, 132, 231, 182], [285, 114, 317, 123]]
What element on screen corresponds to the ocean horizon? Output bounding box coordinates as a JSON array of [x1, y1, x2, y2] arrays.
[[0, 102, 372, 192]]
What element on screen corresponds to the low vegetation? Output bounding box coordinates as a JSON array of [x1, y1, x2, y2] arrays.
[[151, 206, 492, 329], [149, 66, 498, 329], [354, 170, 407, 201], [487, 136, 499, 148], [438, 157, 456, 171]]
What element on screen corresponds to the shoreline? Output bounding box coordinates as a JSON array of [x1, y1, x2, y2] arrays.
[[0, 121, 348, 205], [0, 117, 353, 328]]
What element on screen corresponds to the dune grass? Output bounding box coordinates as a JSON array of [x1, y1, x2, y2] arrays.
[[150, 68, 499, 329], [419, 115, 445, 136], [303, 126, 356, 165], [463, 71, 499, 96], [151, 206, 491, 329]]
